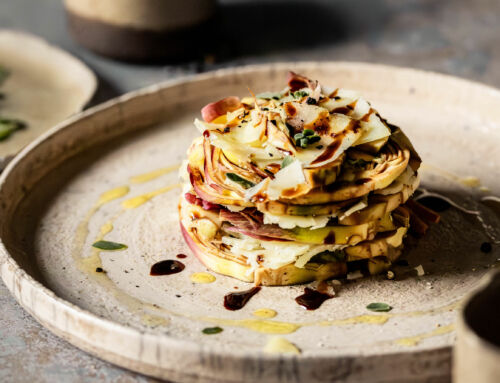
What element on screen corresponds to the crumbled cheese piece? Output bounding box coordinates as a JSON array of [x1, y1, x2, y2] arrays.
[[339, 198, 368, 220], [347, 270, 363, 280], [263, 337, 301, 355], [221, 234, 345, 271], [414, 264, 425, 276], [222, 204, 246, 212]]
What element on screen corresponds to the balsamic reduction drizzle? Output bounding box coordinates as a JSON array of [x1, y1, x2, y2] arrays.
[[416, 196, 451, 212], [150, 260, 185, 276], [224, 287, 261, 310], [295, 287, 333, 310]]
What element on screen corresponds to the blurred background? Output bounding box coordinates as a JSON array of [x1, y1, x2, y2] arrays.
[[1, 0, 499, 381], [2, 0, 500, 104]]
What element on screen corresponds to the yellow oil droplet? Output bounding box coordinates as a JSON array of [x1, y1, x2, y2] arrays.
[[190, 272, 216, 284], [325, 314, 390, 326], [396, 337, 419, 347], [100, 222, 113, 236], [129, 165, 180, 184], [263, 337, 301, 355], [479, 186, 491, 193], [141, 314, 169, 327], [205, 318, 300, 334], [98, 186, 130, 205], [460, 176, 480, 188], [395, 323, 454, 347], [122, 183, 181, 209], [253, 308, 277, 318]]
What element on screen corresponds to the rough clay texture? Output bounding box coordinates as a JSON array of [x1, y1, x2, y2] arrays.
[[1, 0, 500, 382]]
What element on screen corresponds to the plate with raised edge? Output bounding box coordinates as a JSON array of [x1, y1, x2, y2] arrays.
[[0, 62, 499, 383], [0, 29, 97, 166]]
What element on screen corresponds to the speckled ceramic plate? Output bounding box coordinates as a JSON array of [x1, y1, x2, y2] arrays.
[[1, 63, 499, 383], [0, 30, 97, 165]]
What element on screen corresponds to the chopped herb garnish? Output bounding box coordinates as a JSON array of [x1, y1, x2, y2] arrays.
[[307, 135, 320, 144], [366, 302, 392, 312], [95, 267, 104, 273], [0, 118, 26, 141], [0, 66, 9, 85], [202, 326, 223, 335], [292, 90, 309, 99], [0, 68, 28, 141], [256, 91, 282, 100], [306, 97, 317, 105], [226, 173, 255, 189], [281, 155, 294, 169], [309, 250, 345, 263], [346, 158, 369, 168], [92, 240, 128, 251], [293, 129, 321, 149]]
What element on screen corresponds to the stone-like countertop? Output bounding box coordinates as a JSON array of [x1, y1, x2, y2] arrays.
[[1, 0, 499, 381]]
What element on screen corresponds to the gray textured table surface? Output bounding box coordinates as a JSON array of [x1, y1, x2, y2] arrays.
[[1, 0, 500, 382]]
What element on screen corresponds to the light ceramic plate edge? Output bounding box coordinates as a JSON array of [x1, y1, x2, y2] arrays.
[[0, 61, 499, 382]]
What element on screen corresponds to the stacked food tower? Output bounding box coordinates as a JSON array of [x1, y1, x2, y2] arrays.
[[180, 72, 423, 285]]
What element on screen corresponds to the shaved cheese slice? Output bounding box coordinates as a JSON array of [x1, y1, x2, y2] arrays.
[[354, 113, 391, 146], [375, 166, 419, 195], [297, 114, 362, 168], [194, 118, 223, 134], [222, 204, 246, 212], [284, 101, 329, 130], [294, 244, 345, 268], [339, 198, 368, 220], [263, 212, 331, 229], [318, 89, 391, 147], [222, 234, 345, 270], [246, 159, 305, 201]]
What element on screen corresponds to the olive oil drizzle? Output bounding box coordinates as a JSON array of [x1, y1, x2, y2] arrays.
[[70, 164, 462, 346]]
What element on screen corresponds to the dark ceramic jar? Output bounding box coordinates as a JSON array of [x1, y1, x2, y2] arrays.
[[64, 0, 216, 61]]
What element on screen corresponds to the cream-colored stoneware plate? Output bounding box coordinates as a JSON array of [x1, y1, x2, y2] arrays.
[[0, 30, 97, 162], [1, 63, 499, 383]]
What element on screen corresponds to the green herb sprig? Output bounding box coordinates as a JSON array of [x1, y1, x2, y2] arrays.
[[292, 90, 309, 99], [294, 129, 321, 148], [202, 326, 223, 335], [0, 66, 29, 141], [92, 240, 128, 251], [0, 66, 8, 86], [281, 155, 294, 169], [226, 173, 255, 189], [346, 158, 370, 168], [366, 302, 392, 312], [256, 91, 282, 100], [0, 119, 26, 141]]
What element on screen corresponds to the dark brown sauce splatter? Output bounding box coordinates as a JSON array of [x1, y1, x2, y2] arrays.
[[311, 140, 342, 165], [295, 287, 333, 310], [331, 106, 351, 114], [480, 242, 492, 253], [224, 287, 261, 310], [324, 231, 336, 244], [176, 254, 187, 259], [355, 178, 371, 185], [417, 196, 451, 212], [150, 260, 185, 276]]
